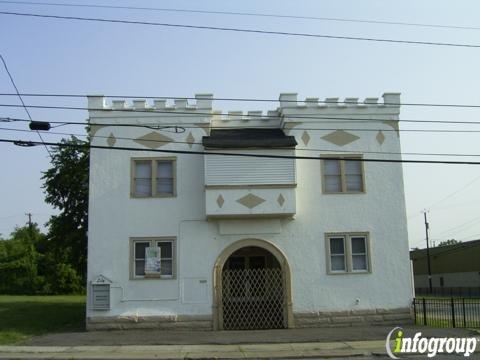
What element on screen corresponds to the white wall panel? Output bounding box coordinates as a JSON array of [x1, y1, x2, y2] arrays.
[[205, 150, 296, 185]]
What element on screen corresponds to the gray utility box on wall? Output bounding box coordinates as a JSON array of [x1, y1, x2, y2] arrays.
[[91, 275, 112, 310]]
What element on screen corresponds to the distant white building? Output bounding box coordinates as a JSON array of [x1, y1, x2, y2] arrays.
[[86, 92, 413, 330]]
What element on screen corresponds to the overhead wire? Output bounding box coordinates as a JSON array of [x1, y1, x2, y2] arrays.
[[432, 215, 480, 238], [3, 104, 480, 126], [425, 174, 480, 211], [3, 116, 480, 134], [1, 0, 479, 31], [3, 137, 480, 165], [0, 54, 53, 159], [458, 233, 480, 241], [424, 199, 480, 212], [3, 92, 480, 109], [407, 173, 480, 220], [2, 126, 480, 158], [1, 11, 480, 48], [3, 1, 480, 242]]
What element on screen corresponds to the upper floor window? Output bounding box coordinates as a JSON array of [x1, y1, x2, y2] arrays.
[[325, 233, 370, 274], [322, 156, 364, 193], [131, 157, 176, 197]]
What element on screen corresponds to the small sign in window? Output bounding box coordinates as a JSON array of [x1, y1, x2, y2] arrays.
[[145, 247, 161, 276]]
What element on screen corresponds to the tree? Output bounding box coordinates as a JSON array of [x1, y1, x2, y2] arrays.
[[42, 136, 89, 293], [0, 224, 45, 294], [438, 239, 460, 247]]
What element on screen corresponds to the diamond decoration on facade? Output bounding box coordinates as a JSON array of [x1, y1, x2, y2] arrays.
[[107, 132, 116, 147], [89, 124, 107, 137], [217, 194, 225, 208], [134, 132, 173, 149], [383, 120, 400, 137], [236, 193, 266, 209], [376, 130, 385, 145], [321, 130, 359, 147], [301, 131, 310, 146], [277, 194, 285, 207], [186, 132, 195, 149]]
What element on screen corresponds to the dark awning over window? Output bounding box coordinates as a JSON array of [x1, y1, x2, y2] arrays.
[[202, 128, 297, 149]]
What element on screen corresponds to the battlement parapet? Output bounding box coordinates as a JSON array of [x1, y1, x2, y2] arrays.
[[278, 93, 401, 110], [87, 94, 214, 112]]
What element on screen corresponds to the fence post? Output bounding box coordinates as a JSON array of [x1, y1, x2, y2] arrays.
[[451, 298, 456, 328], [423, 298, 427, 326], [462, 298, 466, 327], [413, 299, 417, 325]]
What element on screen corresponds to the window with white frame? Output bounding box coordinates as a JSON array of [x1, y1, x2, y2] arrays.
[[131, 238, 176, 278], [322, 157, 364, 193], [131, 158, 176, 197], [326, 233, 370, 274]]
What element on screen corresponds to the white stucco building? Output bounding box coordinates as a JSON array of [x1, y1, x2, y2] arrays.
[[86, 92, 413, 330]]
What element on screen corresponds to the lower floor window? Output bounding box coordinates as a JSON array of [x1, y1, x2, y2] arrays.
[[326, 233, 370, 274], [131, 238, 176, 278]]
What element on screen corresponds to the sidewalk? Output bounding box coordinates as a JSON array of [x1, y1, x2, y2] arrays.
[[0, 326, 478, 359], [1, 338, 479, 359], [19, 325, 475, 346], [0, 340, 394, 359]]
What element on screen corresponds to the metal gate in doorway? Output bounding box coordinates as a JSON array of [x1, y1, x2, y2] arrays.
[[221, 267, 285, 330]]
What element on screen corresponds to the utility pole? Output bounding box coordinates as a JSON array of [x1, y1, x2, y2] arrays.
[[25, 212, 33, 242], [25, 213, 32, 228], [423, 211, 433, 294]]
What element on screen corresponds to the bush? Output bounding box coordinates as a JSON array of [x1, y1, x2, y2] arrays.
[[0, 225, 85, 295], [0, 239, 41, 294], [44, 263, 84, 295]]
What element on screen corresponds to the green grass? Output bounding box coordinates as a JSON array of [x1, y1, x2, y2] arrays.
[[0, 295, 85, 345]]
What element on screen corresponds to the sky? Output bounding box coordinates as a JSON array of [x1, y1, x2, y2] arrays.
[[0, 0, 480, 249]]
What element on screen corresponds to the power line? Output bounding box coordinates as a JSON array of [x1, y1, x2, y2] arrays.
[[0, 54, 53, 159], [1, 11, 480, 49], [432, 214, 480, 238], [425, 174, 480, 211], [3, 126, 480, 158], [407, 174, 480, 220], [3, 116, 480, 134], [0, 214, 24, 220], [3, 137, 480, 165], [1, 117, 186, 132], [408, 173, 480, 219], [3, 104, 480, 126], [2, 105, 409, 122], [458, 233, 480, 241], [2, 92, 480, 109], [1, 0, 479, 31], [427, 199, 480, 212]]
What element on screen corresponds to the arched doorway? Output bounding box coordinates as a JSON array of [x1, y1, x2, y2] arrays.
[[213, 239, 293, 330]]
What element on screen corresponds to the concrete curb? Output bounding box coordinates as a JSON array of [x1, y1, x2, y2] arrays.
[[0, 341, 385, 359]]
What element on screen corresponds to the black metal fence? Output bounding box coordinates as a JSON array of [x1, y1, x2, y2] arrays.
[[415, 287, 480, 297], [413, 298, 480, 328]]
